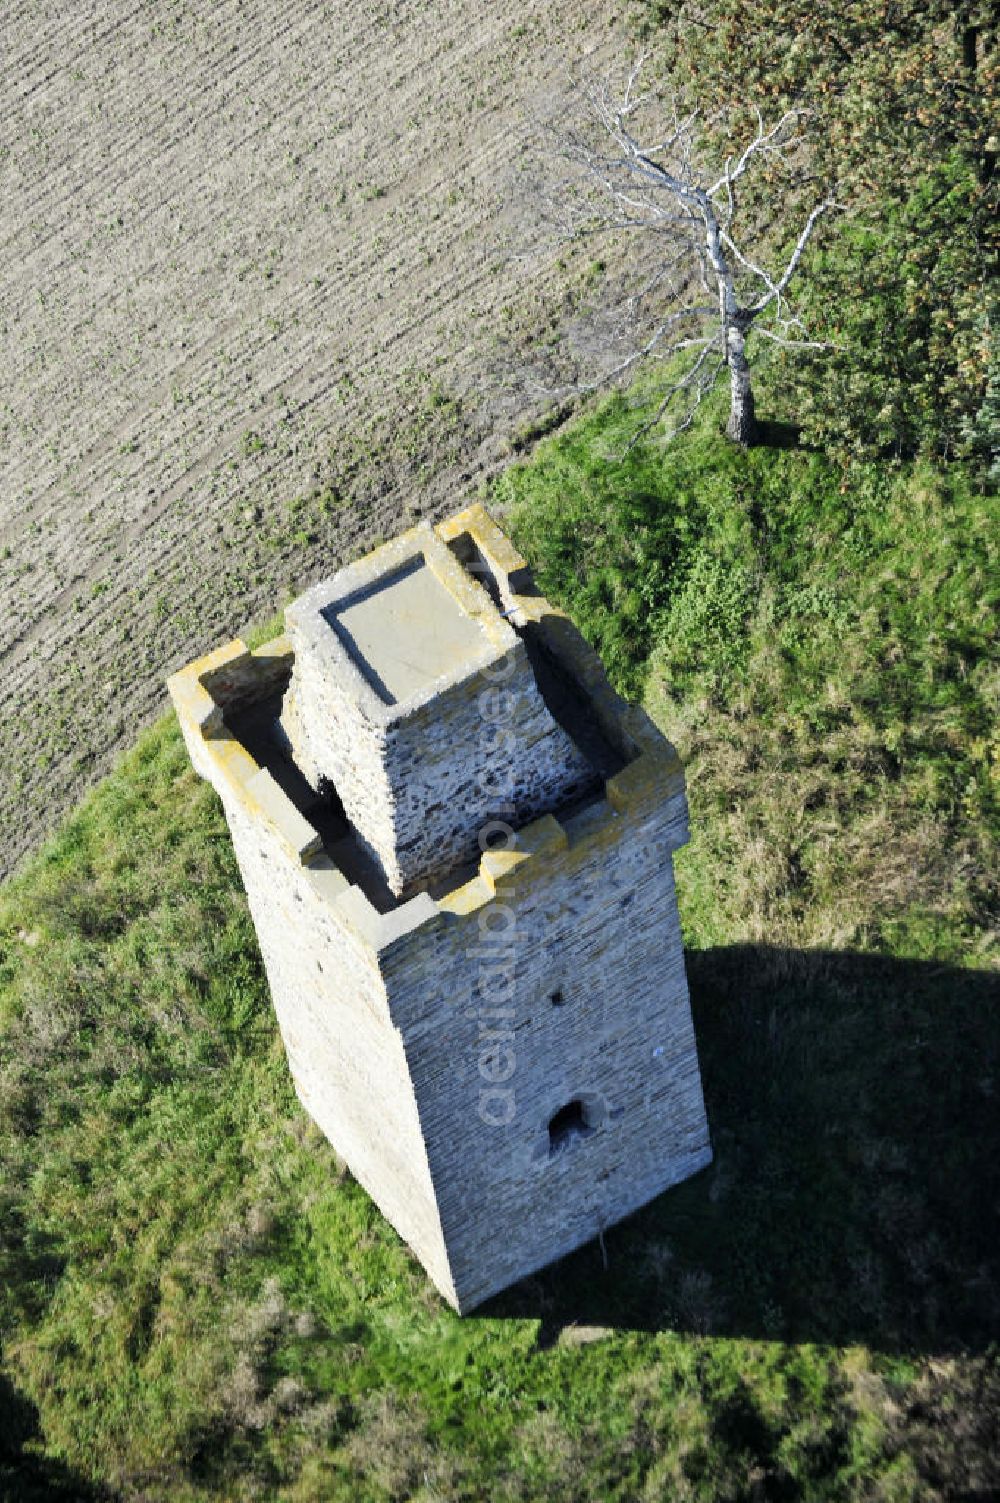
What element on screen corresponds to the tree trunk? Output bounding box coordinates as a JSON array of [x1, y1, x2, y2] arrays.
[[725, 322, 757, 446]]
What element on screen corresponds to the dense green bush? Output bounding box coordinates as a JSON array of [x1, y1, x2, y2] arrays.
[[636, 0, 998, 471]]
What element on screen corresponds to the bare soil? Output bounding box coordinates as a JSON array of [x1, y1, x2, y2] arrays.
[[0, 0, 627, 877]]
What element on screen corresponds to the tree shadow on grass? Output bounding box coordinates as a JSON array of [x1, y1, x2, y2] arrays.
[[0, 1365, 112, 1502], [752, 418, 809, 451], [485, 946, 1000, 1355]]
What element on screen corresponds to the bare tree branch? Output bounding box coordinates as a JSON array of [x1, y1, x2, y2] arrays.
[[751, 199, 834, 312], [534, 57, 840, 446], [753, 327, 832, 351]]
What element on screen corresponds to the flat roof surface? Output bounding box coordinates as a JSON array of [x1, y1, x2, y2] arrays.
[[324, 556, 492, 705]]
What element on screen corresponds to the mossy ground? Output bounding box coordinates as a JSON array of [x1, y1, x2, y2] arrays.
[[1, 394, 998, 1500]]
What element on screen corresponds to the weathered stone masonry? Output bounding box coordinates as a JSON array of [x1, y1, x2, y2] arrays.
[[168, 504, 712, 1312], [279, 523, 596, 898]]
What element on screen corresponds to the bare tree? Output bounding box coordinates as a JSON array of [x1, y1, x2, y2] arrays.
[[547, 58, 837, 447]]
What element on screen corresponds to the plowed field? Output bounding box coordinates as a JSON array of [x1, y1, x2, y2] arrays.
[[1, 0, 624, 874]]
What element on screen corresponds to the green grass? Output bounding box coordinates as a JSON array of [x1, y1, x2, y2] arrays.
[[2, 397, 999, 1501], [501, 389, 998, 961]]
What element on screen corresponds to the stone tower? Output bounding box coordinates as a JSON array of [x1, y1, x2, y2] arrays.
[[168, 505, 712, 1312]]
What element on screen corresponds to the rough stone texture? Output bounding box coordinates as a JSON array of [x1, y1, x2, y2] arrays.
[[280, 521, 597, 898], [167, 504, 712, 1313], [386, 799, 709, 1310], [225, 799, 459, 1305]]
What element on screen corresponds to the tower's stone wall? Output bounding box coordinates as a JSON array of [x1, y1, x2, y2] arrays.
[[223, 793, 459, 1305], [167, 504, 712, 1313], [382, 777, 709, 1311]]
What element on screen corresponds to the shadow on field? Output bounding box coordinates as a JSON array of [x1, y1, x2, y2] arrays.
[[486, 946, 1000, 1355], [0, 1366, 111, 1502]]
